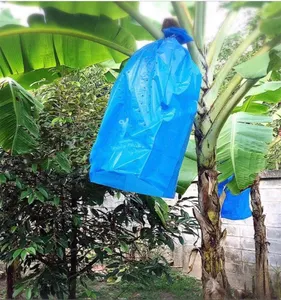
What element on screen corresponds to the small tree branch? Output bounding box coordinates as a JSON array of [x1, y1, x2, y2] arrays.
[[115, 1, 162, 40], [70, 256, 100, 280]]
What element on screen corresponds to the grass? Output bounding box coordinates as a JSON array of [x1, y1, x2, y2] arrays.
[[91, 271, 202, 300], [0, 270, 202, 299]]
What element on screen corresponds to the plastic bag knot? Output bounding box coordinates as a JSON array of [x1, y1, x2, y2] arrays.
[[162, 27, 193, 44]]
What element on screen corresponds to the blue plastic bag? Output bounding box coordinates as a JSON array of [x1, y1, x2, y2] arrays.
[[89, 27, 202, 198], [218, 176, 252, 220]]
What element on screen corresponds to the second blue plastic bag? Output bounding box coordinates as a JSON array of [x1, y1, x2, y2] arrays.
[[218, 176, 252, 220], [89, 28, 202, 198]]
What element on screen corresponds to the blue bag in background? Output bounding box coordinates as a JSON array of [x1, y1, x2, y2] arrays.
[[89, 27, 202, 198], [218, 176, 252, 220]]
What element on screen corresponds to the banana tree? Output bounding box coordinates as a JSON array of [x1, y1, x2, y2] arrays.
[[1, 2, 281, 299]]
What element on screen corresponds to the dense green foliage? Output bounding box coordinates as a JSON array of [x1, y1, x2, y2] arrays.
[[1, 1, 281, 299], [0, 66, 197, 299]]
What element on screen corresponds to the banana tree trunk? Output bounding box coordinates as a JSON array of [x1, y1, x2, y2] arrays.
[[194, 130, 231, 300], [250, 178, 271, 300]]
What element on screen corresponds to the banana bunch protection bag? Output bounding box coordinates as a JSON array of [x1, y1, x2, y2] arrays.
[[89, 27, 202, 198]]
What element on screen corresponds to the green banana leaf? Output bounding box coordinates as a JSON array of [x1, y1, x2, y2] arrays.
[[0, 78, 43, 154], [234, 81, 281, 114], [176, 138, 197, 195], [234, 45, 281, 79], [12, 1, 138, 20], [120, 17, 160, 41], [0, 8, 136, 79], [217, 112, 273, 194]]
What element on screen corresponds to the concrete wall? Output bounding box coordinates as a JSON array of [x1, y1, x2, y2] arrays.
[[172, 170, 281, 290]]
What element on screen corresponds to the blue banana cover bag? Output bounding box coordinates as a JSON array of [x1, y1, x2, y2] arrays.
[[89, 27, 202, 198], [218, 176, 252, 220]]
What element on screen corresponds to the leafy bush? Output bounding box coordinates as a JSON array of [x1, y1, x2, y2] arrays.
[[0, 66, 197, 299]]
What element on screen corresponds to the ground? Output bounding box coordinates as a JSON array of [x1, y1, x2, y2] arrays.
[[90, 272, 202, 300], [0, 278, 5, 299], [0, 271, 202, 299]]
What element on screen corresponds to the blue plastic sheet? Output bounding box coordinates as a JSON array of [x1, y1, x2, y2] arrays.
[[89, 27, 202, 198], [219, 176, 252, 220]]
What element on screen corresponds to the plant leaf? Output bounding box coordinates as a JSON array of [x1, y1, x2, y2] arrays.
[[20, 249, 27, 260], [153, 197, 169, 225], [26, 247, 36, 255], [26, 288, 32, 300], [55, 152, 71, 173], [217, 112, 273, 194], [234, 52, 270, 79], [13, 1, 138, 20], [13, 249, 22, 260], [12, 285, 25, 298], [0, 8, 136, 80], [37, 187, 48, 199], [0, 79, 42, 154], [0, 174, 7, 184], [234, 81, 281, 114], [177, 139, 197, 195]]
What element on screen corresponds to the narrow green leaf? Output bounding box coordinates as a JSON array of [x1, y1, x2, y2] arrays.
[[26, 247, 36, 255], [53, 196, 60, 206], [153, 197, 169, 225], [35, 191, 45, 202], [0, 174, 7, 184], [57, 247, 64, 259], [1, 243, 9, 252], [20, 190, 31, 199], [13, 249, 22, 259], [104, 247, 113, 255], [15, 178, 22, 189], [31, 163, 38, 173], [28, 193, 35, 205], [55, 152, 71, 173], [12, 285, 25, 298], [178, 236, 185, 245], [37, 187, 48, 199], [120, 241, 129, 253], [10, 226, 17, 233], [26, 288, 32, 300], [20, 249, 27, 260]]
